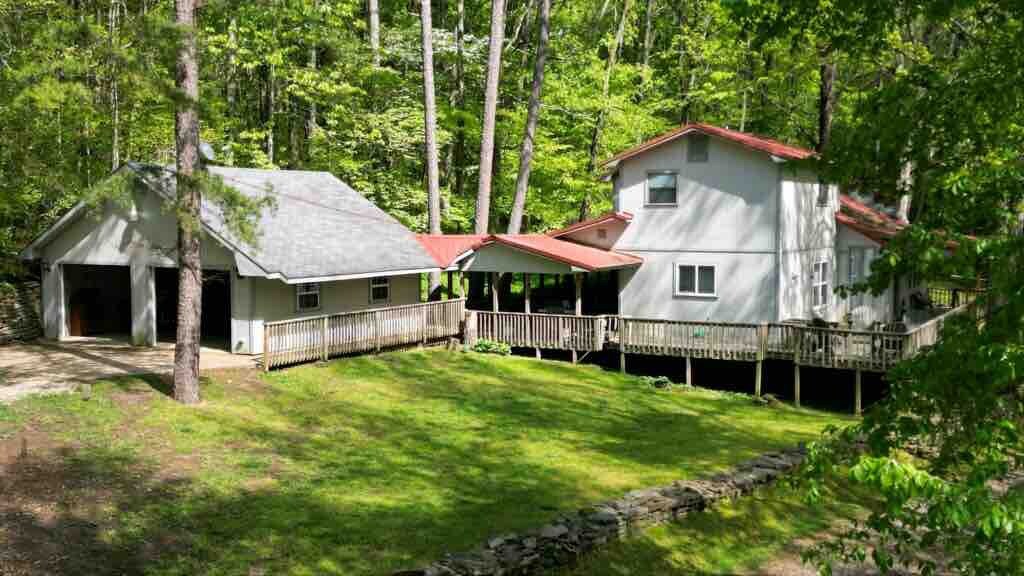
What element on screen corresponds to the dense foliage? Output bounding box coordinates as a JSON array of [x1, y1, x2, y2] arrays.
[[1, 0, 836, 278]]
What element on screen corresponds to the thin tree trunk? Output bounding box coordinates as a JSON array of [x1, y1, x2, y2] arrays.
[[421, 0, 443, 298], [507, 0, 550, 234], [306, 40, 317, 159], [452, 0, 467, 200], [173, 0, 201, 405], [817, 59, 836, 153], [582, 0, 631, 220], [475, 0, 507, 234], [642, 0, 655, 68], [109, 0, 120, 169], [264, 64, 276, 164], [369, 0, 381, 67], [227, 17, 237, 120]]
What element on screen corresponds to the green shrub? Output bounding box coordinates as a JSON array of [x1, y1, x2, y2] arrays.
[[471, 339, 511, 356], [640, 375, 674, 390]]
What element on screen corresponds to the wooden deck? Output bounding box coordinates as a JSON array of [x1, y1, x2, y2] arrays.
[[264, 299, 466, 370]]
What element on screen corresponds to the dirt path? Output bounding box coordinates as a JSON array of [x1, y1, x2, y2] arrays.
[[0, 337, 256, 403]]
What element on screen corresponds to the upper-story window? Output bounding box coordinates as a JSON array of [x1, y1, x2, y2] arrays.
[[816, 181, 830, 207], [646, 171, 678, 205], [296, 283, 321, 312], [687, 133, 710, 163]]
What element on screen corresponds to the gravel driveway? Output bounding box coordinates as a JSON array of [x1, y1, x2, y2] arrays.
[[0, 337, 257, 403]]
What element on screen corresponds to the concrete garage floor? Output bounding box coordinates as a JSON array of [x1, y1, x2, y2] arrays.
[[0, 337, 257, 404]]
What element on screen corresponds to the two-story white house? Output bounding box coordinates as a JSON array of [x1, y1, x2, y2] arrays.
[[557, 123, 908, 328]]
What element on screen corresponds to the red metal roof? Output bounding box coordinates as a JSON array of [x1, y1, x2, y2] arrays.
[[601, 123, 815, 168], [836, 195, 906, 245], [547, 211, 633, 238], [416, 233, 642, 271], [415, 234, 487, 268]]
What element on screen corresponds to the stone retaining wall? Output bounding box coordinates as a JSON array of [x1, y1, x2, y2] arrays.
[[397, 446, 807, 576], [0, 282, 42, 345]]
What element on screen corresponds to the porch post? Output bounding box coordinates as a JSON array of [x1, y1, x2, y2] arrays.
[[572, 273, 583, 364], [524, 273, 531, 313], [130, 261, 156, 347], [459, 272, 466, 298], [447, 270, 455, 300], [686, 356, 693, 386], [490, 272, 499, 312], [794, 363, 801, 407], [855, 369, 863, 415]]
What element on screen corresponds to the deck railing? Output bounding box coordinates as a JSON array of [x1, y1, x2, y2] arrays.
[[469, 300, 975, 372], [264, 299, 466, 370], [472, 311, 605, 351]]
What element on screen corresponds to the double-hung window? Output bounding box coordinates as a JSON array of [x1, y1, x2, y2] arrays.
[[687, 133, 710, 162], [296, 283, 321, 312], [369, 277, 390, 306], [812, 260, 830, 308], [675, 263, 716, 297], [646, 172, 678, 206]]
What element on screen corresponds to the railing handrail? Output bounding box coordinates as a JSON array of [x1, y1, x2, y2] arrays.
[[903, 300, 974, 337], [265, 298, 467, 327]]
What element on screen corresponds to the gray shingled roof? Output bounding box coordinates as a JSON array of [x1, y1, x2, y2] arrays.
[[128, 163, 438, 282]]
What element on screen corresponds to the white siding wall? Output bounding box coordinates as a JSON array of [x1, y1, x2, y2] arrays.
[[613, 135, 780, 322], [619, 252, 777, 322], [835, 225, 893, 328], [243, 274, 422, 354], [777, 172, 839, 322]]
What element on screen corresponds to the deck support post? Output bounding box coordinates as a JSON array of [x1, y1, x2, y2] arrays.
[[620, 351, 626, 374], [490, 272, 499, 312], [755, 360, 763, 397], [685, 356, 693, 386], [794, 363, 801, 407], [524, 273, 539, 357], [574, 273, 583, 316], [447, 270, 455, 300], [855, 369, 863, 416], [459, 272, 467, 298]]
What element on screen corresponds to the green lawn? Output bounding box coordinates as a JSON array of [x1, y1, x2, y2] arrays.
[[0, 349, 851, 575]]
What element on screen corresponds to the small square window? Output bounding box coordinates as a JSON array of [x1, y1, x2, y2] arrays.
[[369, 277, 390, 306], [676, 264, 716, 297], [296, 283, 321, 312], [647, 172, 678, 205], [687, 133, 709, 163]]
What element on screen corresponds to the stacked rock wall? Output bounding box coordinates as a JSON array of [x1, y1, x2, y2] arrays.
[[0, 282, 42, 344], [398, 446, 807, 576]]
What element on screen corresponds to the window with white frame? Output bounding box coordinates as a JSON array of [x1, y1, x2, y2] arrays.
[[812, 260, 830, 308], [646, 171, 678, 205], [369, 277, 390, 305], [296, 283, 321, 312], [687, 133, 710, 162], [675, 263, 716, 297]]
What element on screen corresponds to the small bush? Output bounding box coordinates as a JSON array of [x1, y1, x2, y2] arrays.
[[640, 375, 674, 390], [472, 339, 511, 356]]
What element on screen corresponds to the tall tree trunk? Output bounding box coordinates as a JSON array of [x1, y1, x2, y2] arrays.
[[173, 0, 201, 405], [642, 0, 655, 68], [507, 0, 550, 234], [227, 17, 237, 119], [369, 0, 381, 67], [475, 0, 507, 234], [582, 0, 631, 220], [306, 40, 317, 160], [264, 64, 276, 164], [421, 0, 443, 298], [817, 59, 836, 153], [109, 0, 120, 169], [452, 0, 467, 200]]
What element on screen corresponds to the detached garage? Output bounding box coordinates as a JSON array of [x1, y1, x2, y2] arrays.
[[18, 163, 441, 355]]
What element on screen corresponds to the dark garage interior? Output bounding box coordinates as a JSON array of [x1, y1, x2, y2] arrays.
[[155, 268, 231, 348], [64, 264, 132, 337]]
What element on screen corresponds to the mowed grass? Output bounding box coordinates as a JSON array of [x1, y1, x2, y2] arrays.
[[0, 349, 850, 575]]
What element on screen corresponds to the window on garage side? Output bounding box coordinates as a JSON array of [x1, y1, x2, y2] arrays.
[[675, 263, 716, 297], [296, 283, 321, 312], [369, 277, 390, 306], [813, 260, 831, 308]]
